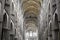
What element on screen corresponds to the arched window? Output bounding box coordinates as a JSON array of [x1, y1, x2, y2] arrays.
[[3, 13, 7, 28], [1, 10, 8, 40], [53, 13, 59, 31], [55, 13, 59, 31], [55, 13, 58, 23], [11, 23, 13, 30]]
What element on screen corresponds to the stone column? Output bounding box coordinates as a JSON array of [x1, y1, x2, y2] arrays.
[[52, 30, 58, 40], [48, 22, 52, 40], [5, 30, 10, 40], [38, 15, 41, 40], [0, 22, 2, 40], [23, 22, 25, 40], [0, 0, 5, 40]]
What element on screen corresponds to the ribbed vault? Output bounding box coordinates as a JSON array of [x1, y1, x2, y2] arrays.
[[22, 0, 41, 32]]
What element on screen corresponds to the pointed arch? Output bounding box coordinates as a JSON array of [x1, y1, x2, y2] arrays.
[[1, 9, 9, 40], [3, 10, 8, 29]]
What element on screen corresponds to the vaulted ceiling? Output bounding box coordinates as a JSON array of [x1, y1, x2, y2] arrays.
[[22, 0, 41, 17], [21, 0, 41, 32]]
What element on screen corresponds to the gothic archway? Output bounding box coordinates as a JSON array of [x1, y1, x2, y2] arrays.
[[52, 13, 59, 40], [55, 13, 59, 31], [10, 22, 14, 40], [1, 10, 8, 40]]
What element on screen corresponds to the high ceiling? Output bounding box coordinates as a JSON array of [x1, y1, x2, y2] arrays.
[[22, 0, 41, 16], [21, 0, 41, 32]]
